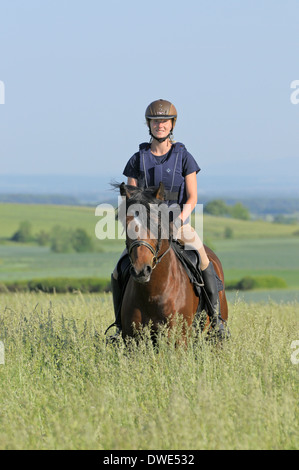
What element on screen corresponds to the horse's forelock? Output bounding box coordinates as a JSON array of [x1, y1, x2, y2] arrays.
[[115, 185, 170, 237]]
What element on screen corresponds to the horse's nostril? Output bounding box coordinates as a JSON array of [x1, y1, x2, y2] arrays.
[[130, 266, 138, 277], [144, 265, 152, 276], [130, 264, 152, 281]]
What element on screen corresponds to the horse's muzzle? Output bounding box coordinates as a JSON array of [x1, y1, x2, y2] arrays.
[[130, 264, 152, 283]]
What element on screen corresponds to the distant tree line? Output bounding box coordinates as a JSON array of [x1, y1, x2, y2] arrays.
[[0, 194, 80, 205], [10, 221, 96, 253], [204, 199, 250, 220], [226, 275, 287, 290]]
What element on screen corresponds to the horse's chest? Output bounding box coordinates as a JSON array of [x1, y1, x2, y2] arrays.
[[148, 289, 185, 317]]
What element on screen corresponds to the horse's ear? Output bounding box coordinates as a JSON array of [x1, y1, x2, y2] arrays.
[[154, 182, 165, 201], [120, 182, 131, 199]]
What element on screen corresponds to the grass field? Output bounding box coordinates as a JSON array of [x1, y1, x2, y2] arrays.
[[1, 203, 299, 290], [0, 292, 298, 450], [214, 237, 299, 287], [1, 237, 298, 302], [0, 204, 298, 449], [1, 202, 298, 241], [0, 203, 98, 239]]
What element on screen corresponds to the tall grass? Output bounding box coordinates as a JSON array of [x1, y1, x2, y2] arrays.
[[0, 292, 298, 450]]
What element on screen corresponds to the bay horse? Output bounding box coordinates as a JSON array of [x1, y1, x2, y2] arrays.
[[116, 181, 228, 342]]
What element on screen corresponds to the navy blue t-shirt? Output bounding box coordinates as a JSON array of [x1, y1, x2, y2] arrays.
[[123, 144, 200, 180]]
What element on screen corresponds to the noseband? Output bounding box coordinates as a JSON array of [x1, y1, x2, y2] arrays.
[[127, 237, 172, 270]]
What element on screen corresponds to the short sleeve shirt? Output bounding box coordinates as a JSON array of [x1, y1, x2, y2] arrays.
[[123, 144, 200, 180]]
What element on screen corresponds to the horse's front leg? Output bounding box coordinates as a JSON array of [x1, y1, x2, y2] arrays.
[[121, 304, 143, 339]]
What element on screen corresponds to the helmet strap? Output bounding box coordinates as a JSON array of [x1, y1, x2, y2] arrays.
[[149, 130, 171, 143]]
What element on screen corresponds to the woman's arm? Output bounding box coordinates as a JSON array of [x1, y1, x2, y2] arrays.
[[178, 171, 198, 223]]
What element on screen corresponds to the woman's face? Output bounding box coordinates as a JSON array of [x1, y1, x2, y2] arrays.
[[150, 119, 173, 140]]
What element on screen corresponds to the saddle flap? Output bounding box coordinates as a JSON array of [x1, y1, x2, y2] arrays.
[[171, 240, 223, 296]]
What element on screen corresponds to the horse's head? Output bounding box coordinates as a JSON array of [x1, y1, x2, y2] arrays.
[[118, 182, 169, 283]]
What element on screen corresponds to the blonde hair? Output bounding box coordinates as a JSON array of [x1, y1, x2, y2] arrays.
[[149, 135, 176, 145]]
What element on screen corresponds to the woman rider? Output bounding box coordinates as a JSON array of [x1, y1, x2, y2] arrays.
[[109, 99, 226, 339]]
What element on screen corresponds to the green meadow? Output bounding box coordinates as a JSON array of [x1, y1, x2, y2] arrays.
[[0, 202, 298, 301], [0, 202, 298, 450], [1, 202, 297, 240], [0, 292, 298, 450], [0, 203, 97, 239]]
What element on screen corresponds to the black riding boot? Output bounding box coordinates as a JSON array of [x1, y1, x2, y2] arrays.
[[106, 274, 122, 342], [201, 262, 229, 340]]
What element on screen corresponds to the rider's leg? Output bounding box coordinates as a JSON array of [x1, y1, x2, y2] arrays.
[[109, 249, 127, 338], [110, 274, 122, 332], [176, 224, 228, 338], [175, 223, 209, 270]]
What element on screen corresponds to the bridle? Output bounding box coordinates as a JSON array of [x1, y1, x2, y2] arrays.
[[126, 237, 172, 270], [124, 197, 172, 271]]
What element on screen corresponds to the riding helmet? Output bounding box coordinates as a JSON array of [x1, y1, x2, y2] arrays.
[[145, 99, 177, 128]]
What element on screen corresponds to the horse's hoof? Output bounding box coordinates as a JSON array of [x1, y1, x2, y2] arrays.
[[207, 322, 231, 342], [106, 329, 122, 345]]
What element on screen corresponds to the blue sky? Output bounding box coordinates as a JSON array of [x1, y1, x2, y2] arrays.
[[0, 0, 299, 194]]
